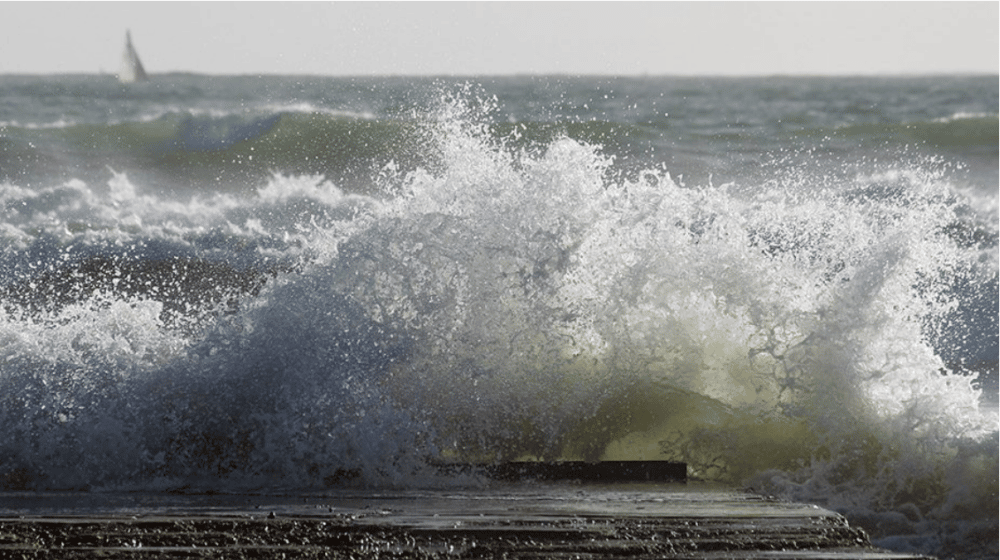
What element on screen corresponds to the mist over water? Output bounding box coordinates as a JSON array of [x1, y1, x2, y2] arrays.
[[1, 75, 997, 558]]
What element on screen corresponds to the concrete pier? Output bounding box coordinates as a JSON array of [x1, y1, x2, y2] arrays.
[[0, 484, 931, 559]]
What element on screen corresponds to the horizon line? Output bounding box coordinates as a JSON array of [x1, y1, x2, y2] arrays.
[[4, 70, 998, 79]]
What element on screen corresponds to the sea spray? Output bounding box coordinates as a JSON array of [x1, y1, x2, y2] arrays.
[[336, 94, 996, 554], [1, 86, 996, 558]]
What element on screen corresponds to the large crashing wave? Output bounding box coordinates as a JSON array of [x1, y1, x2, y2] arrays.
[[1, 92, 996, 557]]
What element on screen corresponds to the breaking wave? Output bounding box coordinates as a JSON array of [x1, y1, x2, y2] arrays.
[[1, 92, 996, 558]]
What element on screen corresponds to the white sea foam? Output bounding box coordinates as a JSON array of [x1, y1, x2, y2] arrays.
[[0, 93, 996, 558], [934, 111, 998, 123]]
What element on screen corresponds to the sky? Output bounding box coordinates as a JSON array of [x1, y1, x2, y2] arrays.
[[1, 1, 997, 76]]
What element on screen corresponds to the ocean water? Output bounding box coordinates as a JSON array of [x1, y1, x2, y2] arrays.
[[1, 74, 997, 558]]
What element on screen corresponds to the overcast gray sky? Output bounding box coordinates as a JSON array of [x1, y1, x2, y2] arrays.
[[1, 2, 997, 76]]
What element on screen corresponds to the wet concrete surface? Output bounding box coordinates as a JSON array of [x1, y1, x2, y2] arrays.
[[0, 484, 932, 559]]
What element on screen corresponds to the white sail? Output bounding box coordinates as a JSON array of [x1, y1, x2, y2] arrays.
[[118, 30, 148, 84]]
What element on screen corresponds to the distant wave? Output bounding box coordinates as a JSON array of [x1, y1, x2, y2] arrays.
[[0, 112, 662, 193], [811, 114, 999, 149], [0, 111, 434, 193]]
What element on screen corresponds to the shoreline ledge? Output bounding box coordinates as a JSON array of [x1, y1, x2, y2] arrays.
[[0, 479, 933, 559]]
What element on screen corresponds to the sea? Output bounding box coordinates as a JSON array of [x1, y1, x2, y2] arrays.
[[0, 74, 997, 558]]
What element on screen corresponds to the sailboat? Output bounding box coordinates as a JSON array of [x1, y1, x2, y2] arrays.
[[118, 30, 148, 84]]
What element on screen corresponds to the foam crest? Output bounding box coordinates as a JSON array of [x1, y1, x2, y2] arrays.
[[297, 96, 994, 551]]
